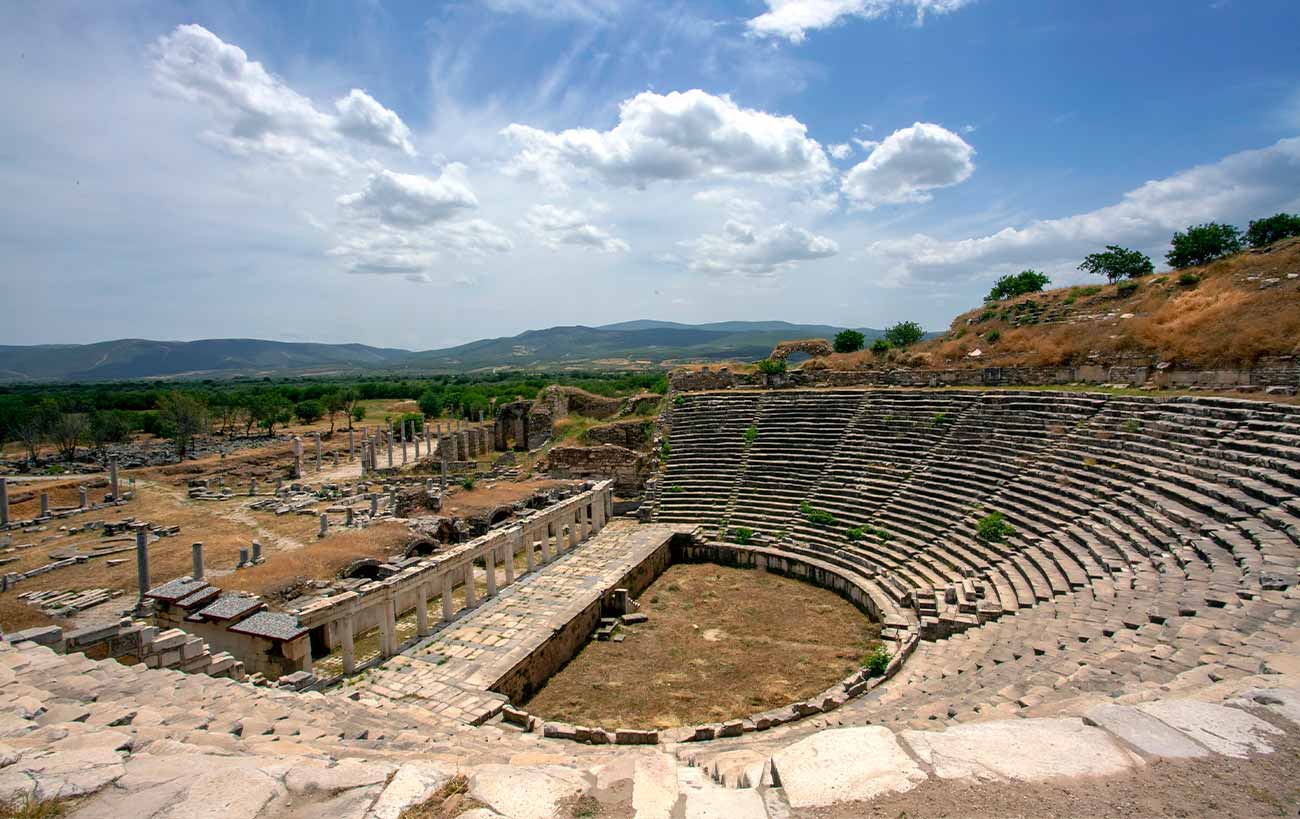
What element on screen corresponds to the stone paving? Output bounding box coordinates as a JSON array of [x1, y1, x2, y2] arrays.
[[339, 520, 691, 726]]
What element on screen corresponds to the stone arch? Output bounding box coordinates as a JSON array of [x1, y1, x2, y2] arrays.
[[341, 558, 383, 580]]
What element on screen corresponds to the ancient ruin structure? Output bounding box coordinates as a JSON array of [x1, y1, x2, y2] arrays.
[[768, 338, 834, 361], [4, 386, 1300, 817]]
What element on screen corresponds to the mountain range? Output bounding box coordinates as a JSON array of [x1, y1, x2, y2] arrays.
[[0, 321, 888, 382]]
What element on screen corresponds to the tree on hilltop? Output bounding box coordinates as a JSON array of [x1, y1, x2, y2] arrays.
[[1246, 213, 1300, 249], [1078, 246, 1153, 283], [884, 321, 924, 348], [833, 329, 866, 353], [986, 270, 1050, 301], [1166, 223, 1242, 269]]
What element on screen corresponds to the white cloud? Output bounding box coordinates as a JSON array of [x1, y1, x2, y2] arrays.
[[338, 166, 479, 227], [853, 137, 880, 151], [502, 89, 832, 191], [328, 218, 513, 278], [684, 220, 839, 276], [748, 0, 976, 43], [153, 24, 415, 172], [480, 0, 621, 23], [523, 204, 630, 253], [335, 89, 416, 156], [692, 188, 766, 219], [841, 122, 974, 209], [870, 137, 1300, 283], [828, 142, 853, 159]]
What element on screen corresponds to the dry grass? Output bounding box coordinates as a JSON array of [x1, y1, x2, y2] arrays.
[[210, 521, 411, 602], [0, 795, 67, 819], [438, 479, 573, 519], [523, 563, 880, 729], [817, 239, 1300, 371], [396, 773, 485, 819]]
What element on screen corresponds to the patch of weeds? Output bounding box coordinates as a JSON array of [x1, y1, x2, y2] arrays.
[[673, 395, 686, 407], [931, 412, 951, 426], [1123, 419, 1142, 434], [863, 645, 891, 678], [0, 796, 66, 819], [666, 583, 681, 592], [846, 526, 866, 541], [800, 500, 836, 527], [1076, 285, 1103, 297], [570, 795, 603, 818], [976, 511, 1015, 543], [731, 527, 754, 545], [460, 475, 476, 491], [986, 330, 1001, 343], [872, 527, 893, 542], [743, 425, 758, 447], [667, 484, 684, 493], [1115, 280, 1139, 298], [1178, 272, 1202, 287], [659, 439, 671, 459]]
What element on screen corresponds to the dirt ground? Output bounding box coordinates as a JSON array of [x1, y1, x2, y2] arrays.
[[438, 478, 573, 519], [811, 709, 1300, 819], [523, 563, 881, 729]]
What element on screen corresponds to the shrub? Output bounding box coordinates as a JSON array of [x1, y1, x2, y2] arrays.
[[1076, 285, 1103, 297], [870, 338, 892, 355], [1167, 222, 1242, 269], [863, 646, 891, 677], [660, 439, 671, 459], [1245, 212, 1300, 248], [417, 389, 444, 418], [883, 321, 924, 348], [1115, 280, 1139, 298], [932, 412, 951, 425], [673, 394, 686, 407], [986, 270, 1050, 301], [731, 527, 754, 545], [976, 511, 1015, 543], [668, 484, 684, 493], [873, 527, 892, 542], [1079, 246, 1154, 282], [1177, 271, 1202, 287], [1123, 419, 1142, 433], [986, 330, 1001, 343], [799, 501, 836, 526], [846, 526, 866, 541], [834, 329, 866, 353], [460, 475, 476, 490], [756, 358, 786, 375], [743, 425, 758, 446]]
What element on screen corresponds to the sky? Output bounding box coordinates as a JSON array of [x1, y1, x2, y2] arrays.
[[2, 0, 1298, 350]]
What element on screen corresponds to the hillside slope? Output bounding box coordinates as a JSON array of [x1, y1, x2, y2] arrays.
[[822, 238, 1300, 371]]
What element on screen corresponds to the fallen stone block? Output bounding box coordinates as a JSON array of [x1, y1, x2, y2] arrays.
[[901, 718, 1144, 781], [770, 726, 925, 808], [1137, 700, 1283, 758]]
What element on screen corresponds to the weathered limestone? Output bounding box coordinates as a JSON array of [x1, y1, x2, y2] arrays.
[[901, 719, 1144, 781], [1135, 701, 1283, 758], [772, 726, 926, 808], [39, 492, 49, 517], [108, 457, 119, 501], [191, 542, 204, 581], [1083, 705, 1210, 758], [291, 436, 303, 479], [134, 528, 150, 602], [78, 486, 87, 508]]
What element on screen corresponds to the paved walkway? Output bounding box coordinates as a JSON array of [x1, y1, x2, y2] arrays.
[[339, 520, 691, 725]]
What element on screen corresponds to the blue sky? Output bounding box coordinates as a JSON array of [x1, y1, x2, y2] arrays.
[[2, 0, 1298, 349]]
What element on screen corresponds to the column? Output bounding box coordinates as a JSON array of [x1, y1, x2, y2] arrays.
[[108, 458, 119, 501], [0, 478, 7, 526], [414, 433, 421, 460], [386, 432, 393, 468], [503, 539, 515, 585], [525, 527, 537, 572], [135, 528, 151, 601], [38, 492, 49, 517], [314, 433, 322, 472], [463, 564, 477, 607], [292, 437, 303, 479], [592, 495, 606, 533], [349, 428, 355, 461], [380, 597, 397, 657], [547, 522, 559, 559], [416, 584, 431, 637], [401, 422, 408, 465], [568, 510, 580, 550], [79, 486, 88, 508], [339, 617, 356, 675], [484, 545, 497, 597], [442, 571, 455, 621], [319, 513, 328, 538], [191, 542, 204, 580], [249, 478, 257, 496]]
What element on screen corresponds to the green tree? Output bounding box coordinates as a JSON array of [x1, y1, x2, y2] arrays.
[[1078, 246, 1154, 283], [340, 389, 362, 430], [418, 388, 444, 418], [88, 409, 132, 460], [883, 321, 924, 348], [294, 400, 324, 425], [250, 393, 292, 437], [350, 404, 367, 425], [1245, 213, 1300, 249], [322, 390, 346, 433], [986, 270, 1050, 301], [870, 338, 891, 355], [156, 391, 209, 460], [1166, 223, 1242, 269], [49, 413, 88, 462], [833, 329, 866, 353]]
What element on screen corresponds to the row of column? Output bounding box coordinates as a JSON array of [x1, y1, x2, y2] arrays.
[[327, 489, 609, 675]]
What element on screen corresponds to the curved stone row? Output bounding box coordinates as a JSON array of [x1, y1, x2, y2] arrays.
[[655, 388, 1300, 726]]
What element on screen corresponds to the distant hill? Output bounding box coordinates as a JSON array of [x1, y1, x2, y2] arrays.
[[0, 339, 411, 382], [0, 321, 889, 382]]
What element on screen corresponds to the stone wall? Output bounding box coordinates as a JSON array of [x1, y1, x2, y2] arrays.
[[669, 355, 1300, 392], [543, 445, 654, 495], [769, 339, 833, 362], [584, 418, 653, 449]]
